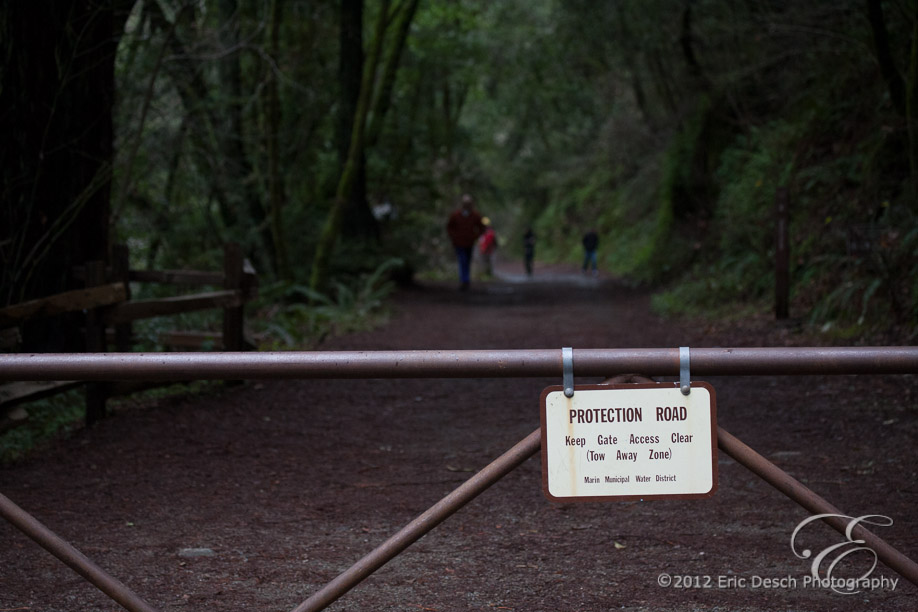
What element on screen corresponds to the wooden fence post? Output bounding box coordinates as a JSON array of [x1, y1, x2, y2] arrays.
[[775, 187, 790, 320], [84, 261, 108, 425], [222, 243, 244, 352], [111, 244, 132, 351]]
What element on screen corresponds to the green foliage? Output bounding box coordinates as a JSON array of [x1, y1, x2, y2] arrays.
[[0, 390, 83, 465], [800, 209, 918, 338], [99, 0, 916, 340], [716, 126, 793, 248], [251, 258, 403, 349], [25, 0, 918, 466], [653, 100, 918, 336], [649, 123, 800, 314], [630, 115, 705, 283]]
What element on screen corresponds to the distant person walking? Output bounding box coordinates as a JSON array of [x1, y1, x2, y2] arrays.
[[582, 229, 599, 276], [523, 228, 536, 276], [447, 193, 485, 290], [479, 218, 497, 277]]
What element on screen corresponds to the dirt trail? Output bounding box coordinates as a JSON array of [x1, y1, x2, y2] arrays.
[[1, 267, 916, 611]]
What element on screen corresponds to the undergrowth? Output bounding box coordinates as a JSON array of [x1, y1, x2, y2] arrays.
[[249, 257, 403, 349], [0, 382, 227, 465], [0, 389, 84, 465]]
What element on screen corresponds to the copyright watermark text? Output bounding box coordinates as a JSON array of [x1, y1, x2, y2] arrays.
[[656, 573, 899, 592]]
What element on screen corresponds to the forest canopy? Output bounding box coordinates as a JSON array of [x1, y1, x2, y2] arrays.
[[2, 0, 917, 344]]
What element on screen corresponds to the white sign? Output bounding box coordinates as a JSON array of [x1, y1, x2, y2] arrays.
[[540, 383, 717, 502]]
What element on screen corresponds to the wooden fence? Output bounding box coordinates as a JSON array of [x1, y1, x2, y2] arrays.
[[0, 243, 257, 432]]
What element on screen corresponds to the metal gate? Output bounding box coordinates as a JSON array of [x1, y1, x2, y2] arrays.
[[2, 347, 917, 611]]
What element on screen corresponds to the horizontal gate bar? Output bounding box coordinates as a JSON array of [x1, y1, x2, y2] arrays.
[[1, 347, 917, 381]]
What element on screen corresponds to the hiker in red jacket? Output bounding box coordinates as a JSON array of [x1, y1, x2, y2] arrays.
[[479, 218, 497, 277], [446, 193, 485, 290]]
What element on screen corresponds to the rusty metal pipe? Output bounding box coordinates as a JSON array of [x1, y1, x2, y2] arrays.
[[0, 492, 161, 612], [717, 427, 918, 587], [2, 347, 917, 381], [289, 428, 542, 612]]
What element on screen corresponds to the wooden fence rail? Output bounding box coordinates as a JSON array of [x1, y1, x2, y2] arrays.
[[0, 243, 257, 431], [0, 284, 128, 329]]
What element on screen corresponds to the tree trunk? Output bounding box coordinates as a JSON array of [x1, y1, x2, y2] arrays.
[[866, 0, 907, 117], [366, 0, 422, 148], [615, 3, 653, 127], [267, 0, 290, 279], [648, 50, 680, 120], [112, 8, 174, 224], [148, 0, 271, 269], [906, 0, 918, 202], [679, 0, 708, 91], [0, 1, 130, 350], [147, 2, 236, 231], [218, 0, 273, 272], [311, 0, 392, 292], [338, 0, 364, 169], [338, 0, 377, 241]]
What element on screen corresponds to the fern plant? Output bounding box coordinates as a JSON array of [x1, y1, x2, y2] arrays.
[[251, 258, 403, 348]]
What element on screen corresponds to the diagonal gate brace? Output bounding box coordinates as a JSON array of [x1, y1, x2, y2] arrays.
[[0, 491, 160, 612], [291, 415, 918, 611], [290, 428, 542, 612]]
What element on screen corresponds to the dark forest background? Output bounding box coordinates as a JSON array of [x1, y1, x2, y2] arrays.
[[2, 0, 917, 348]]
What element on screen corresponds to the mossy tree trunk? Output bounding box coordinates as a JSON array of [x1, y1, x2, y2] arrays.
[[309, 0, 419, 292], [266, 0, 290, 279], [310, 0, 389, 292]]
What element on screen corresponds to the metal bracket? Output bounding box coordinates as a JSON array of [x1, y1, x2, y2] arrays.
[[562, 347, 574, 397], [679, 346, 691, 395]]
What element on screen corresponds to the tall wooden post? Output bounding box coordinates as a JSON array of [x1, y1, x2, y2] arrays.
[[222, 243, 244, 352], [111, 244, 132, 351], [84, 260, 108, 424], [775, 187, 790, 320]]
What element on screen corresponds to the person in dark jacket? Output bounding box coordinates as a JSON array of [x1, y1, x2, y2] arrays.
[[523, 228, 536, 276], [446, 194, 485, 290], [582, 230, 599, 276]]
